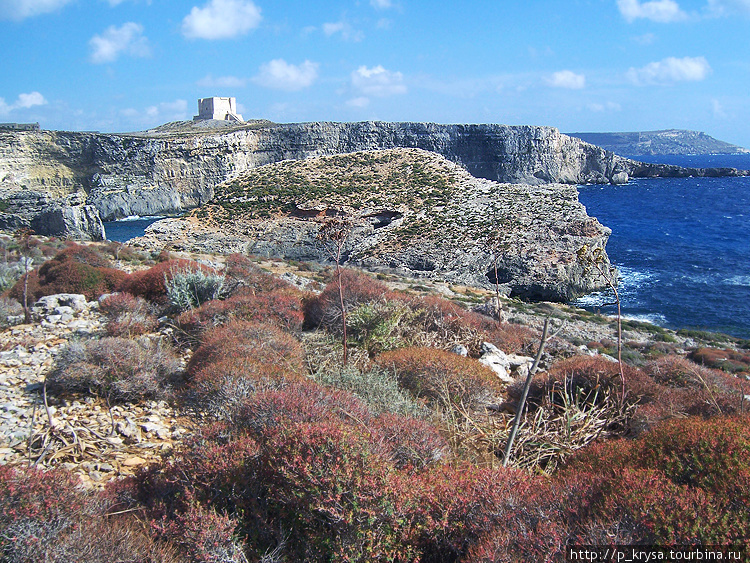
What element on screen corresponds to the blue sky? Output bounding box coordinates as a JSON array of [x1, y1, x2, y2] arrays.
[[1, 0, 749, 147]]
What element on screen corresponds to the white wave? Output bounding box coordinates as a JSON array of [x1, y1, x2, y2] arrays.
[[724, 275, 750, 287], [622, 313, 668, 326], [116, 215, 165, 222]]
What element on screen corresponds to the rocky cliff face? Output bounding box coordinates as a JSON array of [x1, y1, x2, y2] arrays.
[[3, 121, 745, 240], [131, 149, 613, 301], [0, 122, 654, 225]]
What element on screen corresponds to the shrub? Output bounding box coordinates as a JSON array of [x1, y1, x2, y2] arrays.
[[117, 259, 211, 304], [303, 268, 389, 329], [7, 248, 127, 302], [559, 415, 750, 545], [311, 364, 428, 418], [224, 253, 293, 293], [690, 347, 750, 374], [375, 347, 502, 408], [186, 321, 305, 417], [232, 381, 372, 437], [49, 336, 181, 402], [175, 286, 305, 337], [0, 261, 24, 291], [187, 320, 304, 378], [0, 465, 181, 563], [165, 264, 227, 311], [99, 292, 158, 336], [369, 413, 449, 470]]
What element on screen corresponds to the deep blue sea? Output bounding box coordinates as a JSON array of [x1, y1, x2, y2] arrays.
[[103, 216, 164, 243], [576, 154, 750, 339]]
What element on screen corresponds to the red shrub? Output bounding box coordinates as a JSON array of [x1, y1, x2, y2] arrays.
[[176, 286, 305, 336], [559, 415, 750, 544], [225, 253, 293, 293], [8, 249, 127, 301], [258, 420, 401, 560], [186, 321, 305, 416], [690, 347, 750, 374], [303, 268, 389, 329], [187, 320, 304, 377], [375, 346, 503, 407], [99, 292, 158, 336], [368, 413, 450, 470], [390, 464, 563, 562], [233, 380, 372, 436]]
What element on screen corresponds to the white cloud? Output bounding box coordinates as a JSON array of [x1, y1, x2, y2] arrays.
[[89, 22, 151, 64], [547, 70, 586, 89], [707, 0, 750, 15], [617, 0, 687, 22], [588, 101, 622, 112], [121, 99, 189, 123], [627, 56, 711, 85], [346, 97, 370, 108], [322, 20, 363, 41], [0, 91, 48, 115], [182, 0, 261, 40], [0, 0, 73, 20], [253, 59, 319, 91], [197, 74, 247, 88], [370, 0, 393, 9], [351, 65, 407, 97]]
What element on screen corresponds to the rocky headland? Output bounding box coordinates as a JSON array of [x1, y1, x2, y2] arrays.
[[568, 129, 750, 156], [129, 148, 612, 301], [2, 120, 748, 241]]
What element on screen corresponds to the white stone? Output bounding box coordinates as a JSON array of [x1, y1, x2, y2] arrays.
[[193, 97, 244, 122]]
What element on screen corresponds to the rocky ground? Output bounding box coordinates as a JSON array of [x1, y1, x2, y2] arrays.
[[0, 297, 195, 489]]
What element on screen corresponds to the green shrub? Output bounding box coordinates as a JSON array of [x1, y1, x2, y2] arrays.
[[165, 264, 227, 311], [311, 364, 428, 418]]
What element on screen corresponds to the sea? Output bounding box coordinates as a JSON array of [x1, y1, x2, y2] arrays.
[[103, 215, 164, 243], [102, 155, 750, 339], [576, 154, 750, 339]]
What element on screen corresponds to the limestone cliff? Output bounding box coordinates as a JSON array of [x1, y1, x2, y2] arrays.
[[131, 149, 612, 301], [2, 121, 746, 239]]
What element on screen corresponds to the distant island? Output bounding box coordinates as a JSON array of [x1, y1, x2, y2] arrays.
[[567, 129, 749, 156]]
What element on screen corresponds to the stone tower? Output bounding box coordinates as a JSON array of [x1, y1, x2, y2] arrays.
[[193, 97, 244, 122]]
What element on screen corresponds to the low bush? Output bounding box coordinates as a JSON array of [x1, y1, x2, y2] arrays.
[[117, 259, 213, 304], [311, 364, 428, 418], [7, 248, 127, 302], [375, 347, 502, 408], [0, 465, 180, 563], [224, 252, 293, 294], [99, 292, 158, 336], [175, 286, 305, 337], [690, 347, 750, 374], [165, 264, 227, 312], [559, 415, 750, 545], [232, 381, 372, 436], [0, 296, 23, 328], [186, 321, 305, 417], [49, 336, 181, 402], [303, 268, 390, 330]]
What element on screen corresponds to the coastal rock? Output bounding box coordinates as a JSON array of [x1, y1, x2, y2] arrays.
[[478, 342, 535, 383], [131, 149, 614, 301], [3, 123, 745, 229]]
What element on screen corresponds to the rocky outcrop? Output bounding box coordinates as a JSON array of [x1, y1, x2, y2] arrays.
[[0, 190, 105, 240], [131, 149, 613, 301]]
